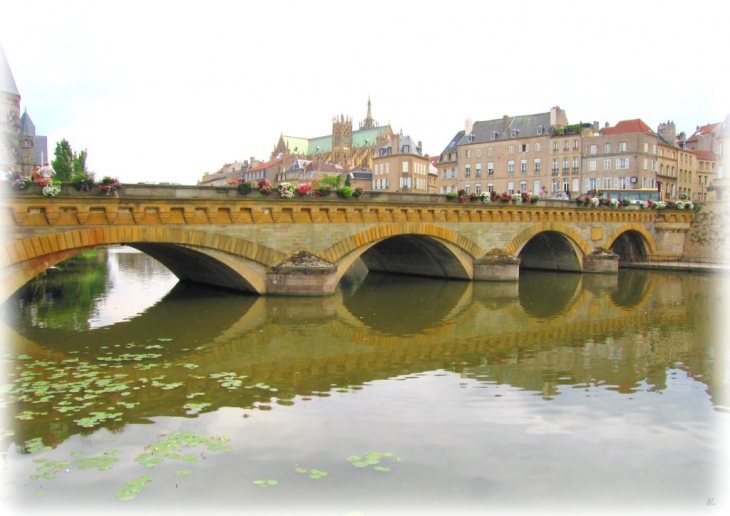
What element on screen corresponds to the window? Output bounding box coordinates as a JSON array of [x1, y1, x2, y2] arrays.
[[534, 159, 542, 174], [535, 143, 541, 152], [604, 159, 611, 170], [487, 162, 494, 176], [507, 181, 515, 194], [552, 159, 559, 173], [508, 161, 515, 174], [537, 125, 543, 135], [604, 143, 612, 153], [603, 177, 611, 189], [475, 184, 482, 194], [520, 144, 529, 152], [508, 145, 514, 154], [466, 149, 471, 158], [476, 148, 482, 157], [488, 183, 494, 193], [476, 163, 482, 177], [553, 141, 559, 151], [521, 160, 527, 174], [402, 161, 408, 173], [563, 158, 569, 172], [619, 141, 627, 152], [491, 131, 497, 140], [643, 158, 648, 170], [643, 143, 648, 152], [616, 158, 629, 169], [589, 145, 597, 154], [464, 165, 471, 177], [465, 185, 471, 194], [572, 157, 579, 172], [385, 163, 390, 174], [573, 139, 579, 149], [590, 160, 597, 171], [520, 181, 527, 192], [487, 147, 494, 156], [652, 144, 656, 154], [564, 140, 569, 150], [552, 179, 560, 192], [589, 178, 598, 190]]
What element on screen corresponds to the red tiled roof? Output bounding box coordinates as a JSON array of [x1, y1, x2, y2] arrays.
[[694, 150, 717, 161], [687, 123, 721, 142], [600, 119, 655, 136], [247, 157, 282, 173]]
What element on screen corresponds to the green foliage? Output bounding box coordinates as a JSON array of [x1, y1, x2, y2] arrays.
[[52, 139, 74, 182], [339, 186, 354, 198], [52, 139, 90, 182], [345, 174, 352, 187], [320, 174, 342, 188]]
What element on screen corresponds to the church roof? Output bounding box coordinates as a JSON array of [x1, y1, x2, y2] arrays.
[[1, 44, 20, 96], [282, 125, 390, 155], [20, 110, 35, 135]]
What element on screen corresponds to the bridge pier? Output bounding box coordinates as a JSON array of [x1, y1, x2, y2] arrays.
[[266, 251, 338, 296], [473, 251, 521, 281], [583, 247, 620, 274]]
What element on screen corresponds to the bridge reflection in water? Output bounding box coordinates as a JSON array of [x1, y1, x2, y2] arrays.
[[3, 255, 724, 449]]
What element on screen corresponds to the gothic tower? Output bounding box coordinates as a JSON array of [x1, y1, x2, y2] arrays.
[[331, 113, 352, 165], [359, 96, 378, 129], [1, 44, 21, 174]]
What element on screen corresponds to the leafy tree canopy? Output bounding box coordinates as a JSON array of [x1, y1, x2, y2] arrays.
[[52, 139, 91, 182]]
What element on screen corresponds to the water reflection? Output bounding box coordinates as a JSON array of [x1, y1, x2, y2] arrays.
[[2, 250, 727, 451], [1, 249, 728, 514]]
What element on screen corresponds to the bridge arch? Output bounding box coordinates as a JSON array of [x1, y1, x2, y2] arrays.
[[505, 223, 592, 272], [1, 228, 286, 302], [320, 223, 484, 284], [604, 223, 658, 261]]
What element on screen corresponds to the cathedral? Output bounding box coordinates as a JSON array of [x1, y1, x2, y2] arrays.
[[271, 98, 392, 171], [1, 45, 47, 177]]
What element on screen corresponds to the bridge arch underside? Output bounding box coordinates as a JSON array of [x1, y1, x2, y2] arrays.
[[608, 230, 648, 262], [354, 235, 472, 281], [128, 243, 265, 294], [518, 231, 583, 272]]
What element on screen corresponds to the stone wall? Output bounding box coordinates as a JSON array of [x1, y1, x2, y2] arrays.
[[682, 201, 730, 263]]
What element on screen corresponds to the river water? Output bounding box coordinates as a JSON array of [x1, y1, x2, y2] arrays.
[[1, 246, 728, 515]]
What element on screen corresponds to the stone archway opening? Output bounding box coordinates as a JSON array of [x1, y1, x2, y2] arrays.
[[357, 235, 471, 280], [609, 230, 648, 262], [128, 243, 260, 293], [518, 231, 582, 272]]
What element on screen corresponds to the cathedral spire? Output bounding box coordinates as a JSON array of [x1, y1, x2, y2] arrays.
[[360, 96, 377, 129]]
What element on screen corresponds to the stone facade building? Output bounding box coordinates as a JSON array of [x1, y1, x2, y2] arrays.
[[1, 45, 47, 177], [372, 133, 432, 193]]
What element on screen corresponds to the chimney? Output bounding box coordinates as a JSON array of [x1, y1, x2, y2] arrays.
[[465, 118, 474, 136], [593, 121, 599, 131], [503, 115, 509, 132]]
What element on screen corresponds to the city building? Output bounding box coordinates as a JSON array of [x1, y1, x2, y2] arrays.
[[372, 133, 431, 193], [581, 119, 659, 193], [199, 159, 258, 186], [436, 107, 569, 196], [271, 98, 393, 171]]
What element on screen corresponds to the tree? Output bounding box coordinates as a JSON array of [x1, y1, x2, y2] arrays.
[[320, 174, 342, 189], [52, 139, 90, 182], [51, 139, 74, 182], [73, 149, 88, 176]]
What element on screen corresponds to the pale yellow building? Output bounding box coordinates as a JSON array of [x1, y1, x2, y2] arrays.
[[372, 133, 431, 193]]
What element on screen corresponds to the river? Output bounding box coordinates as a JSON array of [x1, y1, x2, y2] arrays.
[[1, 246, 728, 515]]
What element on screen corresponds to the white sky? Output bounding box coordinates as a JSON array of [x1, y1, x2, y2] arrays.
[[1, 0, 728, 185]]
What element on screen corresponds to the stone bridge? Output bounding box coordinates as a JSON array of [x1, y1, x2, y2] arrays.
[[0, 184, 694, 302]]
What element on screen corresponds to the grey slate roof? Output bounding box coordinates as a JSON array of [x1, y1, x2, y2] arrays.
[[1, 44, 20, 96], [463, 112, 553, 145], [379, 134, 422, 155], [440, 130, 465, 155], [20, 110, 35, 135]]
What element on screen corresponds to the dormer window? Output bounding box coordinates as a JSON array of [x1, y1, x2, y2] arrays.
[[537, 125, 543, 135], [402, 144, 409, 153], [511, 129, 519, 138], [491, 131, 498, 141]]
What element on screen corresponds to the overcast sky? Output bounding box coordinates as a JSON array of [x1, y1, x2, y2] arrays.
[[1, 0, 727, 185]]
